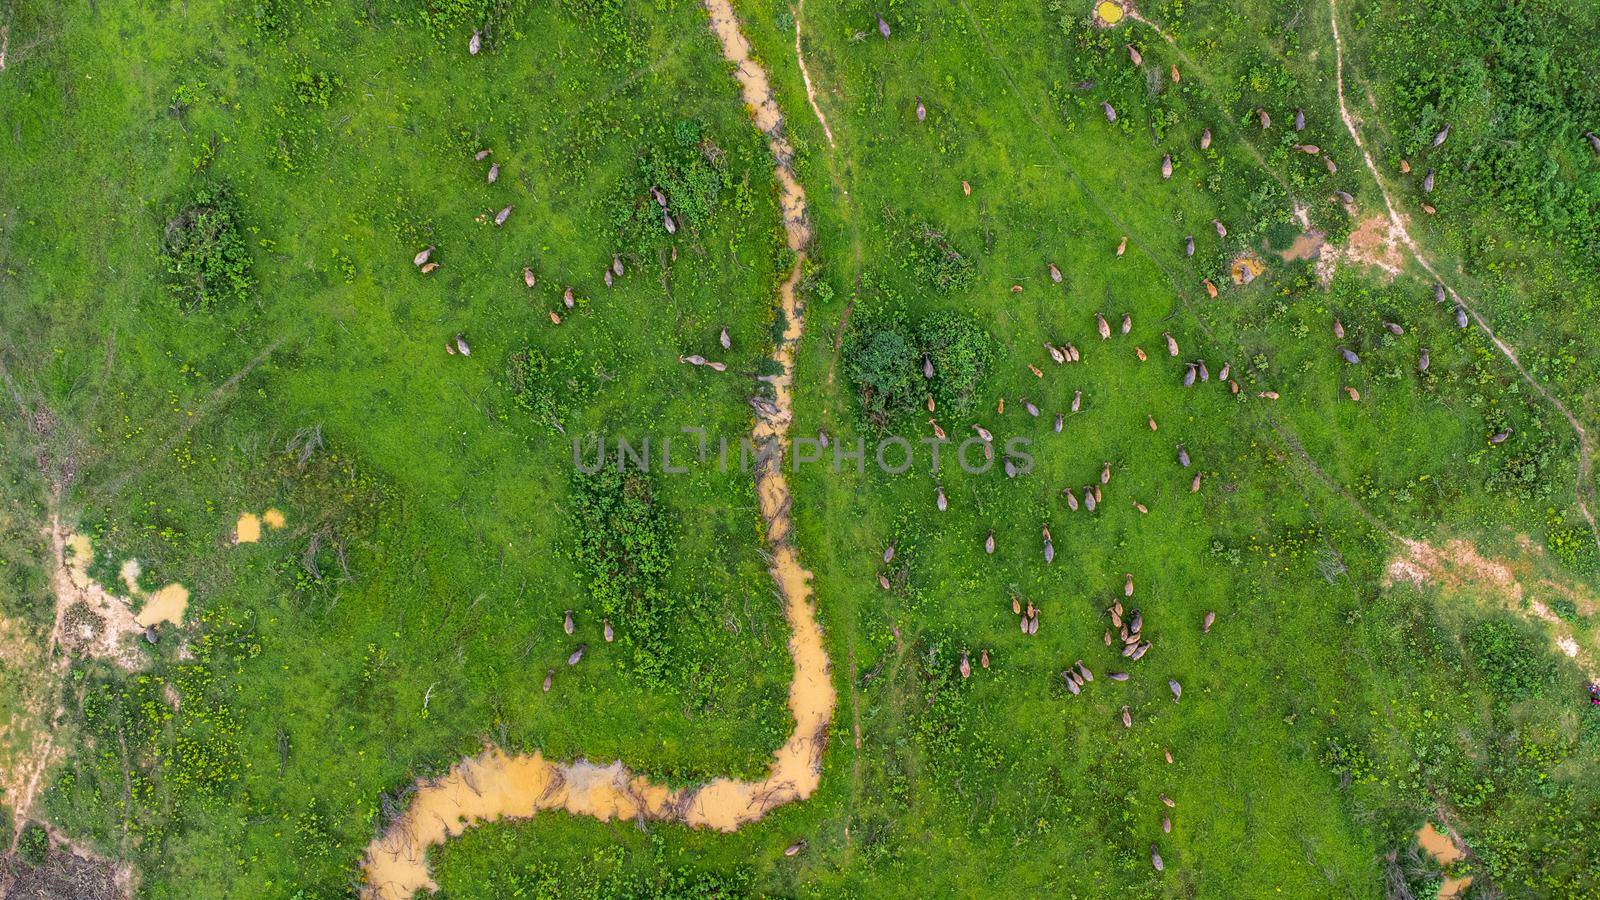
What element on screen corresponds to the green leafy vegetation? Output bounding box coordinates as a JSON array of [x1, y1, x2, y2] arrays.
[[159, 183, 254, 312]]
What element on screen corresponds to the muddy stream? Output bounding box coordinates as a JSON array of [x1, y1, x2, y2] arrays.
[[359, 4, 831, 897]]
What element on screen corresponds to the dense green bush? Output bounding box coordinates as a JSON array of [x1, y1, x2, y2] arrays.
[[845, 328, 920, 427], [570, 469, 677, 684], [504, 347, 565, 432], [845, 311, 993, 428], [160, 183, 254, 312], [1466, 618, 1558, 702], [612, 120, 728, 254], [291, 69, 341, 108], [17, 821, 49, 867], [917, 311, 996, 414], [902, 220, 975, 294]]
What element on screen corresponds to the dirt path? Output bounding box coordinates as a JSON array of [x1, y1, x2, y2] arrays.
[[357, 4, 833, 897], [793, 0, 835, 149], [1326, 0, 1600, 553]]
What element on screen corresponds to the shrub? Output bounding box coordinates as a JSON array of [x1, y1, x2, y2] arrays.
[[161, 183, 254, 312], [291, 69, 341, 107], [1467, 618, 1558, 703], [845, 312, 993, 428], [845, 327, 920, 427], [917, 310, 995, 414], [570, 469, 677, 684], [504, 347, 565, 431], [612, 120, 727, 253], [904, 220, 975, 293], [17, 821, 49, 867]]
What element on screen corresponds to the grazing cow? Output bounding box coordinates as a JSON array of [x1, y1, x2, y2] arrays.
[[568, 644, 586, 666], [1183, 364, 1196, 387], [1049, 263, 1063, 283], [1418, 347, 1430, 372], [1136, 346, 1148, 362], [1203, 611, 1215, 633], [487, 163, 499, 183], [1125, 573, 1134, 596], [1102, 462, 1112, 485], [1072, 391, 1082, 413], [1332, 318, 1345, 339], [923, 355, 935, 378], [883, 543, 895, 564], [877, 14, 891, 37], [1169, 679, 1182, 702], [960, 650, 971, 679], [603, 619, 614, 642], [936, 486, 948, 511], [613, 255, 625, 276], [1054, 413, 1064, 433], [1109, 671, 1130, 681], [1122, 313, 1132, 334], [1257, 108, 1271, 129], [1148, 414, 1159, 431], [1213, 219, 1227, 238], [1122, 706, 1133, 728], [455, 334, 471, 356], [1152, 847, 1164, 872], [1340, 347, 1360, 364], [563, 287, 575, 309], [1063, 488, 1079, 511], [1190, 472, 1202, 493], [1200, 128, 1213, 150], [915, 98, 926, 122], [786, 841, 807, 857], [1588, 132, 1600, 155], [1084, 488, 1097, 512], [1134, 501, 1149, 513], [1333, 189, 1354, 204], [469, 30, 482, 55], [1022, 398, 1040, 417], [543, 669, 553, 692], [1042, 524, 1055, 563], [721, 327, 731, 349], [564, 610, 575, 634], [475, 149, 492, 161], [1423, 169, 1435, 192], [1131, 642, 1151, 660], [1128, 45, 1142, 65], [1490, 429, 1511, 444], [1455, 305, 1469, 329], [1164, 332, 1179, 356], [986, 530, 996, 554], [877, 573, 891, 591], [1431, 124, 1450, 148], [523, 267, 536, 287], [1063, 672, 1081, 695], [1197, 360, 1209, 382], [981, 649, 990, 668], [1185, 235, 1195, 257], [1177, 444, 1190, 467], [1163, 816, 1172, 834], [973, 424, 994, 442], [1097, 312, 1111, 340], [1294, 107, 1306, 131], [1383, 320, 1404, 336], [1161, 154, 1173, 179], [1103, 101, 1118, 123], [414, 246, 434, 267]]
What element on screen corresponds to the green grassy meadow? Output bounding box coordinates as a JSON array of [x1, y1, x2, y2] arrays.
[[1, 0, 1598, 897]]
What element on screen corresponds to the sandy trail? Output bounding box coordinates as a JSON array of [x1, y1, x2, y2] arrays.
[[1326, 0, 1600, 553], [793, 0, 835, 149], [358, 4, 831, 897]]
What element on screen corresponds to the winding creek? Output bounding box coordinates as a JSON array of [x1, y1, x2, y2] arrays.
[[358, 3, 832, 896]]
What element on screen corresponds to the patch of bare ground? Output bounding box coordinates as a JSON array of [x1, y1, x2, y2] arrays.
[[1385, 536, 1598, 677], [2, 826, 134, 900]]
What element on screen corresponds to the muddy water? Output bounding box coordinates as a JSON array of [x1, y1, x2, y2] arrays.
[[359, 4, 830, 896], [1417, 823, 1473, 897]]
